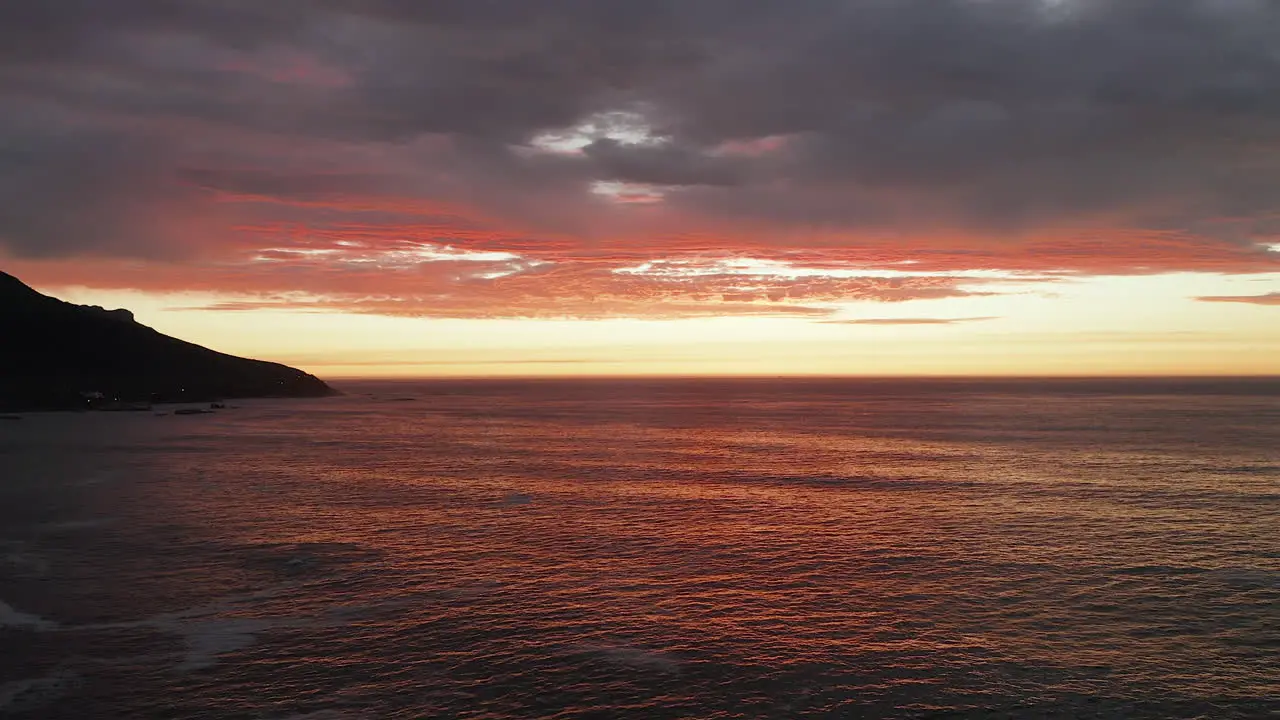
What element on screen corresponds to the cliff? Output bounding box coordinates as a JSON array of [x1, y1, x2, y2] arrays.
[[0, 271, 336, 411]]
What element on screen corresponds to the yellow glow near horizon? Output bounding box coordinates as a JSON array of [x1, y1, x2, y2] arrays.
[[45, 272, 1280, 378]]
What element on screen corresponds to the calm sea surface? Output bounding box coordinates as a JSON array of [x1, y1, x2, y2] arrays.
[[1, 378, 1278, 719]]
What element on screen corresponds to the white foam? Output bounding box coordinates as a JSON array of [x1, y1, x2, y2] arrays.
[[1, 543, 49, 576], [36, 518, 116, 533], [139, 583, 321, 671], [73, 591, 297, 672], [502, 492, 534, 507], [0, 679, 40, 709], [0, 600, 57, 630], [0, 672, 78, 713], [169, 618, 276, 671], [50, 582, 383, 673], [576, 644, 681, 673]]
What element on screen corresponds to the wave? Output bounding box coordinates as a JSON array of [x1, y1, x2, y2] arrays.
[[0, 599, 57, 630], [569, 643, 682, 673], [0, 671, 79, 714]]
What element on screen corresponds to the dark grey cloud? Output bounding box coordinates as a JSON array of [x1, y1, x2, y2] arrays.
[[0, 109, 229, 258], [2, 0, 1280, 265], [582, 138, 746, 187], [0, 0, 304, 65]]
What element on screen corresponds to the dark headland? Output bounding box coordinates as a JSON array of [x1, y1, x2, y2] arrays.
[[0, 270, 336, 412]]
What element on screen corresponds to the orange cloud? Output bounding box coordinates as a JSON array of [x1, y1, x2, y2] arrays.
[[820, 317, 999, 325], [1196, 292, 1280, 306]]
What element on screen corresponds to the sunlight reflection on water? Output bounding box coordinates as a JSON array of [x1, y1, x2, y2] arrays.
[[1, 379, 1277, 718]]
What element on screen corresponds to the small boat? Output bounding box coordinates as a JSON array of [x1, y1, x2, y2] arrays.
[[173, 408, 215, 415]]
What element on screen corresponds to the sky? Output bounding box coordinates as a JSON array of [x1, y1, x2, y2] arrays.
[[2, 0, 1279, 377]]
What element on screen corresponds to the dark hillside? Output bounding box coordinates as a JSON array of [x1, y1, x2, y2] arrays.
[[0, 271, 335, 411]]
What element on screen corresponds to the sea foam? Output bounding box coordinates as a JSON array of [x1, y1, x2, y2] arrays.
[[0, 599, 57, 630]]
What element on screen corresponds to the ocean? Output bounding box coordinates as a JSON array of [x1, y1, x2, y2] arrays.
[[1, 378, 1278, 719]]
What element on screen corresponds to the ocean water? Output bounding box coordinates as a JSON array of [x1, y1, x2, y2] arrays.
[[1, 378, 1278, 719]]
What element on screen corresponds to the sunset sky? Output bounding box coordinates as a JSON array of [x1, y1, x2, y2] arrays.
[[2, 0, 1279, 376]]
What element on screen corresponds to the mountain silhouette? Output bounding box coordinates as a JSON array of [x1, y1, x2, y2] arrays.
[[1, 271, 335, 411]]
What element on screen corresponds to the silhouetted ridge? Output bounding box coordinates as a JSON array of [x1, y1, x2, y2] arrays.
[[0, 270, 46, 300], [0, 270, 336, 411]]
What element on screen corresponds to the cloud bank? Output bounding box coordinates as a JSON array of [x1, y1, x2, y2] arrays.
[[2, 0, 1279, 317]]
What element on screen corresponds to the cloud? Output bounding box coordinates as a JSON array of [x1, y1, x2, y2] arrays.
[[0, 112, 240, 259], [582, 138, 748, 187], [820, 317, 999, 325], [5, 249, 1006, 319], [1196, 292, 1280, 305], [3, 0, 1280, 317]]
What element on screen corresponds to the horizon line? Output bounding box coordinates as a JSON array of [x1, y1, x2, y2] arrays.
[[318, 373, 1280, 382]]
